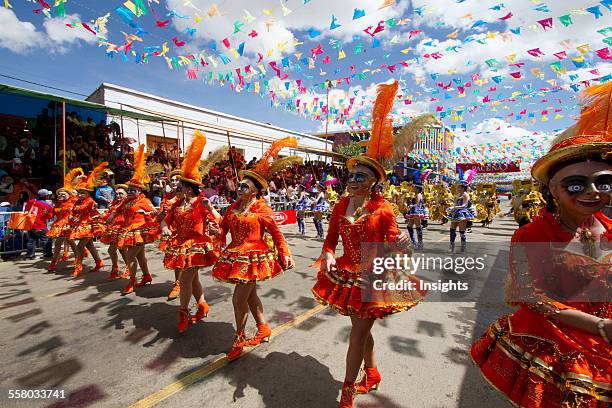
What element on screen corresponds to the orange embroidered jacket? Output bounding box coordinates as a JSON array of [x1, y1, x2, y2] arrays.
[[164, 196, 220, 244], [219, 198, 290, 259], [322, 195, 401, 272]]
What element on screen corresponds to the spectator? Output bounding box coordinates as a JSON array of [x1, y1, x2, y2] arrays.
[[24, 189, 54, 259], [94, 175, 115, 209], [0, 175, 14, 200]]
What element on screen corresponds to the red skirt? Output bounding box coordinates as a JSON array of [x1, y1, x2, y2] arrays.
[[212, 248, 284, 284], [116, 222, 160, 248], [311, 262, 425, 319], [470, 309, 612, 407], [163, 239, 219, 270]]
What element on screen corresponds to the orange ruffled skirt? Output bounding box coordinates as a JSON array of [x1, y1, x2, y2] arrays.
[[311, 256, 426, 319], [70, 220, 105, 240], [47, 221, 73, 238], [100, 224, 123, 244], [470, 308, 612, 407], [116, 222, 160, 248], [212, 248, 284, 284], [163, 239, 219, 270]]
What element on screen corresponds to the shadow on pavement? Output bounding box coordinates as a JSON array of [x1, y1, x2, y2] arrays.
[[220, 351, 342, 408]]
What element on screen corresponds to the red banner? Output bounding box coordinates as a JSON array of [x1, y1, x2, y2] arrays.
[[456, 162, 520, 174], [272, 210, 296, 225]]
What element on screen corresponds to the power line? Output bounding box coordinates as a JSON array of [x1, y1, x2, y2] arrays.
[[0, 73, 90, 98]]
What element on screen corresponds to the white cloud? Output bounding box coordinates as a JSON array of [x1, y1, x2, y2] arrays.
[[405, 0, 610, 76], [0, 9, 96, 55], [0, 8, 44, 53], [455, 118, 534, 146], [165, 0, 410, 68], [43, 14, 98, 49]]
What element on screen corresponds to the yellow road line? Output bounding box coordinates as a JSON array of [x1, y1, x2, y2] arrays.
[[129, 304, 326, 408]]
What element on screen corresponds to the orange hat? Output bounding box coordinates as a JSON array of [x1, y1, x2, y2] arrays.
[[127, 144, 149, 190], [57, 167, 84, 195], [347, 80, 441, 181], [75, 162, 109, 191], [531, 81, 612, 182], [179, 130, 206, 186], [239, 137, 299, 190], [114, 183, 128, 191]]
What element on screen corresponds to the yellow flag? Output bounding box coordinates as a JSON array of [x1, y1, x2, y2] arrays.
[[254, 82, 260, 92], [576, 44, 590, 54], [338, 49, 346, 60]]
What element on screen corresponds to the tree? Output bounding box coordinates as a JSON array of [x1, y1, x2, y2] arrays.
[[337, 141, 364, 157]]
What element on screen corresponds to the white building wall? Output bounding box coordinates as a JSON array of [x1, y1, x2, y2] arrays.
[[87, 83, 327, 162]]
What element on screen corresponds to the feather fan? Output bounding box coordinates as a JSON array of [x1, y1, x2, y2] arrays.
[[87, 162, 109, 189], [64, 168, 84, 190], [392, 114, 441, 164], [267, 156, 303, 178], [253, 137, 298, 178], [199, 146, 229, 176], [365, 81, 398, 161], [576, 81, 612, 139], [129, 144, 147, 185], [181, 130, 207, 182]]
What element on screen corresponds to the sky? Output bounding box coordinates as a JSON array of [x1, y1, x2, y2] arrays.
[[0, 0, 610, 156]]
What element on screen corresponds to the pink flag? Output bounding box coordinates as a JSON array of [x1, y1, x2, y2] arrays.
[[537, 18, 553, 30]]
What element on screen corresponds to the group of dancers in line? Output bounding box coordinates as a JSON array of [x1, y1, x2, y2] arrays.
[[39, 80, 611, 408]]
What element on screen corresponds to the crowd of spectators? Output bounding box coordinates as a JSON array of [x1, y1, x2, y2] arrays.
[[0, 105, 348, 212]]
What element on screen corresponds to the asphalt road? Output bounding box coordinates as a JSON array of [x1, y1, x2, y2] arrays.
[[0, 205, 518, 408]]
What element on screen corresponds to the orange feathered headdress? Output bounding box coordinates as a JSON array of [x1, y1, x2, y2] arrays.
[[180, 130, 206, 186], [531, 81, 612, 182], [239, 136, 298, 189], [127, 144, 149, 190], [348, 80, 441, 181], [75, 162, 109, 191], [347, 81, 398, 181], [57, 167, 84, 195]]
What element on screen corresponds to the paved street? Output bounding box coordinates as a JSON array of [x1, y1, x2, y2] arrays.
[[0, 206, 518, 408]]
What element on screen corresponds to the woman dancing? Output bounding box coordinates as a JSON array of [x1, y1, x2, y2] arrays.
[[405, 171, 430, 250], [159, 169, 183, 301], [116, 145, 160, 295], [312, 81, 434, 408], [100, 183, 129, 280], [447, 170, 477, 252], [162, 131, 224, 332], [69, 163, 108, 277], [212, 137, 297, 361], [46, 168, 82, 271]]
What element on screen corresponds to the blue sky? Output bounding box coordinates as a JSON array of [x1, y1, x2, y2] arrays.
[[0, 0, 610, 157]]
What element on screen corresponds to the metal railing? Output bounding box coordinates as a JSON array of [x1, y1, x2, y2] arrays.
[[0, 212, 28, 257]]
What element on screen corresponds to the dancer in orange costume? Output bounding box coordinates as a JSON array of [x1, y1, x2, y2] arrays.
[[46, 168, 82, 271], [69, 162, 108, 277], [100, 184, 129, 281], [116, 145, 161, 295], [159, 169, 184, 301], [311, 81, 433, 408], [162, 131, 225, 333], [211, 137, 298, 361], [470, 82, 612, 407]]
